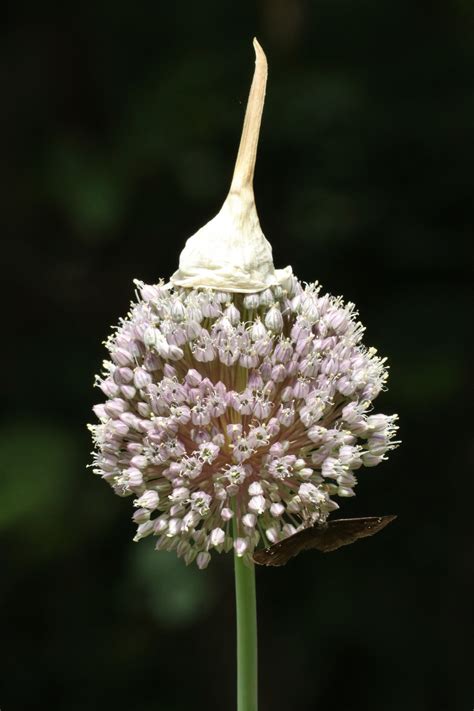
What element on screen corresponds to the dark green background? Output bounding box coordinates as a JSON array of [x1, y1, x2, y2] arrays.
[[2, 2, 472, 709]]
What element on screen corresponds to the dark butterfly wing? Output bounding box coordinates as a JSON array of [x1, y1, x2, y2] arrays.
[[253, 515, 397, 567]]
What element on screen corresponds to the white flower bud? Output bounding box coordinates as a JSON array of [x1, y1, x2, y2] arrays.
[[167, 518, 182, 536], [221, 507, 234, 521], [196, 552, 211, 569], [130, 455, 148, 470], [242, 513, 257, 528], [132, 508, 150, 524], [362, 452, 384, 467], [265, 527, 279, 543], [244, 293, 260, 309], [250, 319, 267, 341], [248, 481, 263, 496], [133, 520, 154, 541], [135, 490, 159, 510], [367, 435, 389, 456], [143, 327, 158, 348], [301, 296, 319, 320], [171, 299, 186, 321], [270, 502, 285, 517], [121, 385, 136, 400], [169, 486, 190, 503], [134, 368, 152, 389], [367, 414, 390, 432], [338, 486, 356, 497], [181, 511, 199, 532], [125, 467, 143, 488], [224, 303, 240, 325], [153, 516, 169, 534], [264, 305, 283, 333], [234, 537, 248, 557], [210, 528, 226, 547], [249, 495, 266, 514], [138, 283, 159, 301]]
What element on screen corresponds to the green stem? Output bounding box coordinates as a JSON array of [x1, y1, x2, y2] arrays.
[[233, 527, 258, 711]]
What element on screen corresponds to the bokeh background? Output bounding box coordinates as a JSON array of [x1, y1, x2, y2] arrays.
[[2, 1, 473, 709]]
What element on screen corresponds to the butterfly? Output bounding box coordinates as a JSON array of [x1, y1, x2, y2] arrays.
[[253, 515, 397, 567]]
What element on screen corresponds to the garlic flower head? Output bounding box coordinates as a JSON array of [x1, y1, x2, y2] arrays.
[[89, 40, 399, 569]]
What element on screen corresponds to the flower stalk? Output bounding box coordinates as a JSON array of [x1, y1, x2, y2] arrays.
[[233, 518, 258, 711]]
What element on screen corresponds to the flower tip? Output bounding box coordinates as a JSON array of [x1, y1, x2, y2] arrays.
[[252, 37, 267, 72]]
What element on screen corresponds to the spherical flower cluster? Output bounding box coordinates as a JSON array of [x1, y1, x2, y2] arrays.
[[90, 277, 399, 568]]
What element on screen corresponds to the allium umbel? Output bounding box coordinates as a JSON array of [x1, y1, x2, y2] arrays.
[[89, 40, 399, 570]]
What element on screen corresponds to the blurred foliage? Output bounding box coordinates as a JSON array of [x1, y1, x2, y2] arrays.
[[0, 423, 75, 530], [1, 1, 473, 710], [129, 542, 217, 627]]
